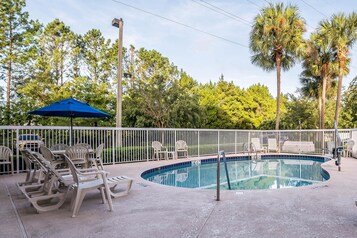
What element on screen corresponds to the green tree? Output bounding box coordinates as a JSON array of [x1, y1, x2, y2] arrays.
[[341, 76, 357, 128], [82, 29, 113, 84], [320, 12, 357, 126], [300, 32, 337, 129], [250, 3, 306, 130], [39, 19, 75, 86], [280, 93, 318, 129], [0, 0, 39, 124], [123, 48, 200, 128]]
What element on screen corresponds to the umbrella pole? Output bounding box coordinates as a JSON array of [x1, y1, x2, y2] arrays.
[[71, 117, 73, 146]]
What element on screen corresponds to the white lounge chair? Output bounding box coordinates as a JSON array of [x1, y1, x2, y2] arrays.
[[267, 138, 278, 153], [250, 138, 267, 153], [175, 140, 188, 159], [17, 151, 73, 213]]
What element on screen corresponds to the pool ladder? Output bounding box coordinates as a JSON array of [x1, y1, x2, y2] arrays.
[[243, 142, 259, 162], [216, 151, 231, 201]]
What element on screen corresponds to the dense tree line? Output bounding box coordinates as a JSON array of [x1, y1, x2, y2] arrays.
[[0, 0, 357, 130]]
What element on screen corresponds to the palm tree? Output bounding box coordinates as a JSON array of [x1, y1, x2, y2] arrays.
[[299, 70, 322, 128], [319, 12, 357, 126], [250, 3, 306, 130], [300, 33, 337, 129]]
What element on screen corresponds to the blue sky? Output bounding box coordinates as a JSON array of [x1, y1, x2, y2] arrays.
[[22, 0, 357, 96]]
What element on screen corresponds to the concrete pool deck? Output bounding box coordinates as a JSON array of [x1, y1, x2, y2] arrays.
[[1, 156, 357, 238]]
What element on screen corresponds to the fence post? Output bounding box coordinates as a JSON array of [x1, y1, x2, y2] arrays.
[[112, 129, 115, 165], [218, 131, 220, 152], [216, 152, 220, 201], [146, 129, 149, 161], [322, 130, 325, 155], [198, 130, 200, 157], [16, 128, 19, 174], [234, 130, 237, 154]]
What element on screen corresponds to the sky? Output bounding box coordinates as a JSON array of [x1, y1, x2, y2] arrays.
[[19, 0, 357, 96]]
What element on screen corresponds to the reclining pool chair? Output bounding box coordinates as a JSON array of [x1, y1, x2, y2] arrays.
[[250, 138, 267, 153], [17, 150, 73, 213]]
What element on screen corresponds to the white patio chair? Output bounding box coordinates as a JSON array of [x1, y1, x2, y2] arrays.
[[63, 154, 113, 218], [0, 146, 13, 175], [175, 140, 188, 159], [152, 141, 168, 160], [65, 145, 90, 168], [343, 139, 355, 157], [250, 138, 267, 153], [267, 138, 278, 153]]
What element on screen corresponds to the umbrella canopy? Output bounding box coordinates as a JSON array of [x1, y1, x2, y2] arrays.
[[28, 98, 111, 118], [28, 98, 111, 144]]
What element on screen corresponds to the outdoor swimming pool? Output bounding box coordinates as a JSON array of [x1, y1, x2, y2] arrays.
[[142, 155, 330, 190]]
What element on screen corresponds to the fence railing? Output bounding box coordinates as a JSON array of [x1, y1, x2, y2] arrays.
[[0, 126, 353, 174]]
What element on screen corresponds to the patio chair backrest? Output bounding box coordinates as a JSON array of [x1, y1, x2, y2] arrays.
[[63, 154, 81, 184], [175, 140, 188, 151], [75, 143, 92, 149], [50, 144, 69, 151], [152, 141, 163, 151], [268, 138, 277, 151], [31, 151, 73, 186], [251, 138, 263, 150], [65, 145, 89, 165], [0, 146, 12, 163], [95, 143, 105, 170], [346, 139, 355, 150], [40, 145, 55, 162]]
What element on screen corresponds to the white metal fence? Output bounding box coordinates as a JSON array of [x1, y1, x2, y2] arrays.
[[0, 126, 352, 174]]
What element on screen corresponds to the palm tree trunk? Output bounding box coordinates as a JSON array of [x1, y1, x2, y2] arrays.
[[275, 54, 281, 130], [334, 63, 344, 126], [318, 95, 322, 129], [321, 75, 327, 129]]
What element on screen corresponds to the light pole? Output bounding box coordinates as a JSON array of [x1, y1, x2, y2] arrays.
[[112, 18, 124, 128]]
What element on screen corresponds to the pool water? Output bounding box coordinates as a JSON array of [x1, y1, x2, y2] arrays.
[[142, 157, 329, 190]]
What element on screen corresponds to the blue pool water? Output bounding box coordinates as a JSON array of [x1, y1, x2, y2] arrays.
[[142, 155, 330, 190]]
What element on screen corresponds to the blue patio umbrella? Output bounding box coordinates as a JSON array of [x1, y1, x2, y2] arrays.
[[28, 98, 111, 144]]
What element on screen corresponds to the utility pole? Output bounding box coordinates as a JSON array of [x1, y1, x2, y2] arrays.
[[112, 18, 124, 128]]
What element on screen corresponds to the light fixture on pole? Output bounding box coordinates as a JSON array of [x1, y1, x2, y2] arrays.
[[112, 18, 124, 128]]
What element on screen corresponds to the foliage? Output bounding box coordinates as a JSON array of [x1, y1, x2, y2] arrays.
[[319, 13, 357, 125], [199, 80, 276, 129], [0, 0, 40, 124], [340, 77, 357, 128], [1, 0, 356, 131]]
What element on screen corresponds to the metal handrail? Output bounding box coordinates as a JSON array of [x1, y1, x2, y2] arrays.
[[216, 150, 231, 201]]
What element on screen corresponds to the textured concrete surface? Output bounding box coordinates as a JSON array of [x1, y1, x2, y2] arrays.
[[1, 156, 357, 238]]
